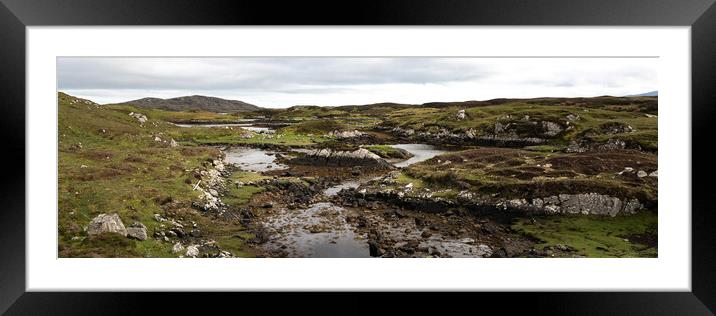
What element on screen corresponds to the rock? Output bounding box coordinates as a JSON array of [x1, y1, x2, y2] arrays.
[[170, 138, 179, 147], [477, 244, 492, 257], [172, 242, 184, 253], [154, 136, 162, 142], [87, 213, 127, 236], [80, 164, 88, 168], [295, 148, 392, 169], [421, 230, 432, 238], [328, 130, 365, 138], [128, 112, 148, 124], [541, 121, 563, 137], [566, 114, 580, 121], [649, 170, 658, 177], [126, 222, 148, 240], [456, 109, 466, 120], [262, 202, 274, 208], [185, 245, 200, 257], [368, 241, 382, 257], [154, 213, 166, 222], [637, 170, 648, 178]]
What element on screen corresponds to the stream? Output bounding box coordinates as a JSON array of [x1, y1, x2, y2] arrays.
[[224, 144, 451, 257]]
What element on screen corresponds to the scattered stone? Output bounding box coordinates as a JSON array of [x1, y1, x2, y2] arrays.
[[637, 170, 648, 178], [649, 170, 658, 177]]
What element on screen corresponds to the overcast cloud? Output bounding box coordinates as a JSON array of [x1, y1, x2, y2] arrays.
[[58, 57, 657, 108]]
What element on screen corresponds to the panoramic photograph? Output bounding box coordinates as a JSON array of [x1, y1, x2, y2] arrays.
[[57, 57, 658, 258]]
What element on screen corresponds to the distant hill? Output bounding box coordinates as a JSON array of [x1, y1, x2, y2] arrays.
[[116, 95, 261, 113], [626, 91, 658, 97]]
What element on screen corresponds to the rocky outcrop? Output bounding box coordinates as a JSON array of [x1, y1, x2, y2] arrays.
[[292, 148, 393, 169], [348, 180, 645, 217], [87, 213, 127, 236], [387, 124, 550, 148], [497, 193, 642, 216], [565, 139, 628, 153], [328, 130, 365, 139]]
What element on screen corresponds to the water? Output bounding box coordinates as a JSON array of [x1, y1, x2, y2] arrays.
[[263, 202, 370, 258], [223, 147, 287, 172], [323, 180, 361, 196], [390, 144, 448, 168]]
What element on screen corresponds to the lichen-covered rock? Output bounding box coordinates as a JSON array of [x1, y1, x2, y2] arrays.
[[172, 242, 184, 253], [87, 213, 127, 236], [127, 222, 148, 240], [128, 112, 148, 124], [541, 121, 563, 137], [185, 245, 200, 257], [328, 130, 365, 138], [456, 109, 466, 120], [294, 148, 392, 169]]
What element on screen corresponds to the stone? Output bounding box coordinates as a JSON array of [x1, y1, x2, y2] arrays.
[[126, 222, 148, 240], [172, 242, 184, 253], [637, 170, 648, 178], [185, 245, 200, 257], [170, 138, 179, 147], [87, 213, 127, 236], [649, 170, 658, 177], [456, 109, 466, 120], [541, 121, 563, 136]]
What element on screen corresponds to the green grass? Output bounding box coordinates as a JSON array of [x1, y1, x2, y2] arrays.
[[398, 148, 657, 202], [512, 212, 657, 257], [383, 102, 657, 151], [58, 92, 256, 257], [105, 103, 248, 123]]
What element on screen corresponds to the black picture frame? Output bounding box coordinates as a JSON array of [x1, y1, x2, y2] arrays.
[[1, 0, 715, 314]]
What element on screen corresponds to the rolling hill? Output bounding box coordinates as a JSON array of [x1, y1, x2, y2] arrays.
[[116, 95, 261, 113]]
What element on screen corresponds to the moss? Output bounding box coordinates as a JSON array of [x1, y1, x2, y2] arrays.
[[512, 212, 657, 257]]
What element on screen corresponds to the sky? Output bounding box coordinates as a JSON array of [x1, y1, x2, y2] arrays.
[[57, 57, 657, 108]]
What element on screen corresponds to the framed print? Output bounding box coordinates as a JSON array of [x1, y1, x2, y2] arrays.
[[2, 0, 715, 314]]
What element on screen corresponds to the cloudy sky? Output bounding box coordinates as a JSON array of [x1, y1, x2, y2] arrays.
[[57, 57, 657, 108]]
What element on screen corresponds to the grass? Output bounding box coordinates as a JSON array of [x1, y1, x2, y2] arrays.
[[382, 102, 657, 151], [105, 103, 248, 123], [398, 147, 658, 202], [58, 92, 255, 257], [512, 211, 657, 257]]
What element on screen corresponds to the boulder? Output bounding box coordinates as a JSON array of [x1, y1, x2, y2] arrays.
[[87, 213, 127, 236], [541, 121, 563, 137], [127, 222, 148, 240], [186, 245, 200, 257], [172, 242, 184, 253], [456, 109, 466, 120]]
